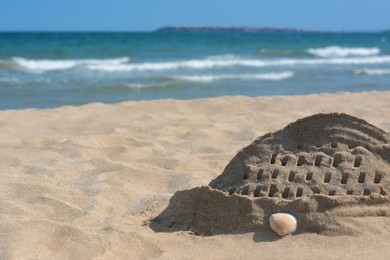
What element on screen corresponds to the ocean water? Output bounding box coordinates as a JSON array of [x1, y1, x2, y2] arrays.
[[0, 32, 390, 109]]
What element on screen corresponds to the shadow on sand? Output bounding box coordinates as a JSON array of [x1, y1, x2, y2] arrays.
[[147, 214, 283, 243]]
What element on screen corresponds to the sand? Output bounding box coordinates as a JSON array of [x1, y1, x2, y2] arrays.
[[152, 113, 390, 237], [0, 92, 389, 259]]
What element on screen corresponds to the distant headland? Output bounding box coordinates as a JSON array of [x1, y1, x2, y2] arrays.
[[156, 26, 313, 32]]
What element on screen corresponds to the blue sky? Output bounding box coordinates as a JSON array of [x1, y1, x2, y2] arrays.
[[2, 0, 389, 31]]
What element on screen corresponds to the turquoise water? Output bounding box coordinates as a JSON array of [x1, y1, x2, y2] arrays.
[[0, 32, 390, 109]]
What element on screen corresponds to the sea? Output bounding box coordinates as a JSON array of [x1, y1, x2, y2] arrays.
[[0, 31, 390, 110]]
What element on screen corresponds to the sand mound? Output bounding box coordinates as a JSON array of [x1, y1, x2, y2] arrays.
[[151, 113, 390, 236]]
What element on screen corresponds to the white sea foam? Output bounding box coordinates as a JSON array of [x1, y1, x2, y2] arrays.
[[87, 59, 240, 71], [354, 68, 390, 76], [307, 46, 380, 58], [171, 71, 294, 82], [0, 77, 53, 84], [88, 56, 390, 72], [125, 82, 173, 89], [9, 55, 390, 73], [12, 57, 130, 71], [205, 54, 241, 60]]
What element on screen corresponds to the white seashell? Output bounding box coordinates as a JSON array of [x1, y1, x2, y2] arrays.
[[269, 213, 297, 236]]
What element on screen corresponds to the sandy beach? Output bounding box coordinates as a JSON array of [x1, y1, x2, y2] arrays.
[[0, 91, 389, 259]]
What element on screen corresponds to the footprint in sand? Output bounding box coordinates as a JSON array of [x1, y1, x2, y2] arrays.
[[151, 113, 390, 236]]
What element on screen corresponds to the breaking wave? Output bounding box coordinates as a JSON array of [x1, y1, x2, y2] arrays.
[[12, 57, 130, 71], [88, 56, 390, 71], [307, 46, 380, 58], [3, 55, 390, 73], [170, 71, 294, 82]]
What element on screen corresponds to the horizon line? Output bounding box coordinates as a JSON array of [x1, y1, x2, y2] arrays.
[[0, 29, 387, 33], [0, 25, 388, 34]]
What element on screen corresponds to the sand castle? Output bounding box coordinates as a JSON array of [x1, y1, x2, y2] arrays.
[[151, 113, 390, 236]]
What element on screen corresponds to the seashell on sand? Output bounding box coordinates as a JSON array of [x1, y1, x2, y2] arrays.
[[269, 213, 297, 236]]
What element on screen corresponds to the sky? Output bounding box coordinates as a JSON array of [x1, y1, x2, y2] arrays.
[[1, 0, 390, 32]]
